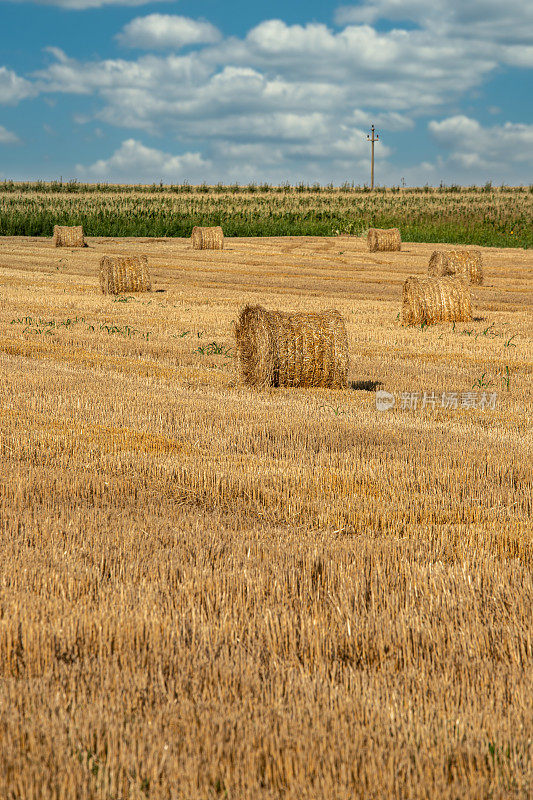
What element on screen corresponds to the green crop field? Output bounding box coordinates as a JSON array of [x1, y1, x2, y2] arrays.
[[1, 182, 531, 247]]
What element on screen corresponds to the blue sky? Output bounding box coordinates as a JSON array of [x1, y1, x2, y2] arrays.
[[1, 0, 532, 185]]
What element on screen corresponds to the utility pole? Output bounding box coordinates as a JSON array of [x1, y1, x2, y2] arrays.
[[366, 124, 379, 189]]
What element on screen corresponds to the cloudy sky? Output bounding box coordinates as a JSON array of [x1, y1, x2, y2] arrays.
[[1, 0, 532, 185]]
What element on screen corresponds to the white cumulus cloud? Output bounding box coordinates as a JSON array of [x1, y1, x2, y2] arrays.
[[428, 115, 533, 179], [335, 0, 533, 38], [117, 15, 222, 50], [6, 0, 172, 9], [75, 138, 209, 181], [350, 110, 414, 131], [0, 66, 35, 104], [335, 0, 533, 65], [0, 125, 20, 144]]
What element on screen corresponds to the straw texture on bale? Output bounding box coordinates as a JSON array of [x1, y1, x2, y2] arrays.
[[191, 226, 224, 250], [52, 225, 85, 248], [367, 228, 401, 252], [235, 305, 349, 388], [428, 249, 484, 284], [401, 276, 472, 326], [99, 255, 151, 295]]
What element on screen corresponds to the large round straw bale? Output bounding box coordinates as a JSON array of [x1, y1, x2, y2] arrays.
[[401, 276, 472, 326], [235, 305, 349, 388], [367, 228, 401, 252], [53, 225, 85, 248], [99, 255, 151, 295], [191, 226, 224, 250], [428, 249, 483, 285]]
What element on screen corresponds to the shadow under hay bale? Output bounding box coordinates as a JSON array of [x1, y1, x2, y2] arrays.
[[191, 226, 224, 250], [99, 255, 151, 295], [350, 379, 384, 392], [428, 249, 484, 285], [367, 228, 401, 252], [235, 305, 349, 388], [53, 225, 85, 248], [401, 276, 472, 326]]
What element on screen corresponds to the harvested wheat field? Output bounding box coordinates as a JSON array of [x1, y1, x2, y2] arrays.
[[0, 234, 531, 800]]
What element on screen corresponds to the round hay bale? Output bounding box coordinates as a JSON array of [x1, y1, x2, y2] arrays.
[[428, 249, 483, 285], [53, 225, 85, 248], [367, 228, 401, 252], [99, 255, 151, 295], [401, 276, 472, 326], [235, 305, 349, 388], [191, 226, 224, 250]]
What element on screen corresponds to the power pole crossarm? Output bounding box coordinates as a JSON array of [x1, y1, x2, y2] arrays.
[[366, 124, 380, 190]]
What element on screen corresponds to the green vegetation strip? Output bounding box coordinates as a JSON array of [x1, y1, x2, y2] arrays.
[[0, 183, 531, 248]]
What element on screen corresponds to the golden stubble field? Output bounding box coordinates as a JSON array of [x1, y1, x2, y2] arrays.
[[0, 234, 531, 799]]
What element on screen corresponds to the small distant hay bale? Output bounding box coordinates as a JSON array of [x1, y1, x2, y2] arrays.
[[235, 305, 349, 388], [401, 276, 472, 326], [428, 249, 483, 285], [99, 255, 151, 295], [191, 226, 224, 250], [367, 228, 401, 252], [53, 225, 85, 248]]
